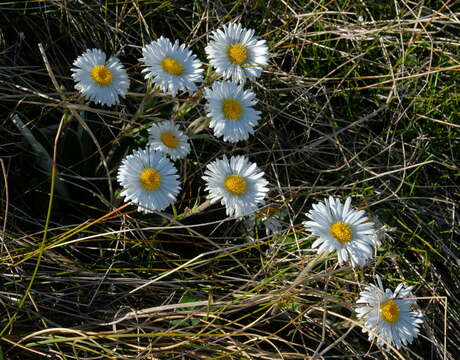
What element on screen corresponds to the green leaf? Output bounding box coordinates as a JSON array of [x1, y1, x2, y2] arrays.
[[12, 113, 69, 199]]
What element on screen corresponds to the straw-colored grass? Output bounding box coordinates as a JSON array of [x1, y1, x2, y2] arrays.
[[0, 1, 458, 359]]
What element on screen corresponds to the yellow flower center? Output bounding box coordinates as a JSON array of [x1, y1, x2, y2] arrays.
[[380, 300, 400, 324], [329, 222, 353, 244], [161, 57, 184, 76], [161, 131, 179, 148], [224, 174, 247, 196], [227, 44, 248, 65], [139, 168, 161, 191], [222, 98, 243, 120], [256, 206, 278, 219], [90, 65, 113, 86]]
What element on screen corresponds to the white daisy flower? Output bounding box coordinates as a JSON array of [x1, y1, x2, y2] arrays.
[[202, 155, 269, 217], [117, 148, 181, 213], [355, 275, 423, 349], [371, 216, 391, 248], [255, 204, 287, 235], [205, 23, 269, 83], [71, 48, 129, 106], [139, 36, 203, 96], [303, 196, 377, 267], [245, 202, 287, 236], [204, 80, 261, 142], [148, 121, 191, 160]]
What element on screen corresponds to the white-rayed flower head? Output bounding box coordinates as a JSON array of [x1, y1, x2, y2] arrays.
[[71, 48, 129, 106], [246, 202, 286, 236], [117, 147, 181, 213], [204, 80, 261, 143], [139, 36, 203, 96], [148, 121, 191, 160], [355, 275, 423, 349], [255, 203, 286, 235], [202, 155, 269, 217], [205, 23, 269, 83], [303, 196, 377, 267], [371, 216, 391, 248]]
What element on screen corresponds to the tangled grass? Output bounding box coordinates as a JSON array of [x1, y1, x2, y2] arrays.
[[0, 1, 459, 359]]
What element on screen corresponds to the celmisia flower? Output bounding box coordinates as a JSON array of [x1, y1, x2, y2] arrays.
[[71, 48, 130, 106], [204, 80, 260, 142], [245, 202, 286, 236], [202, 155, 269, 217], [117, 148, 181, 213], [356, 275, 423, 349], [254, 203, 286, 235], [148, 121, 191, 160], [139, 36, 203, 96], [303, 196, 377, 267], [371, 216, 390, 248], [205, 23, 269, 83]]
